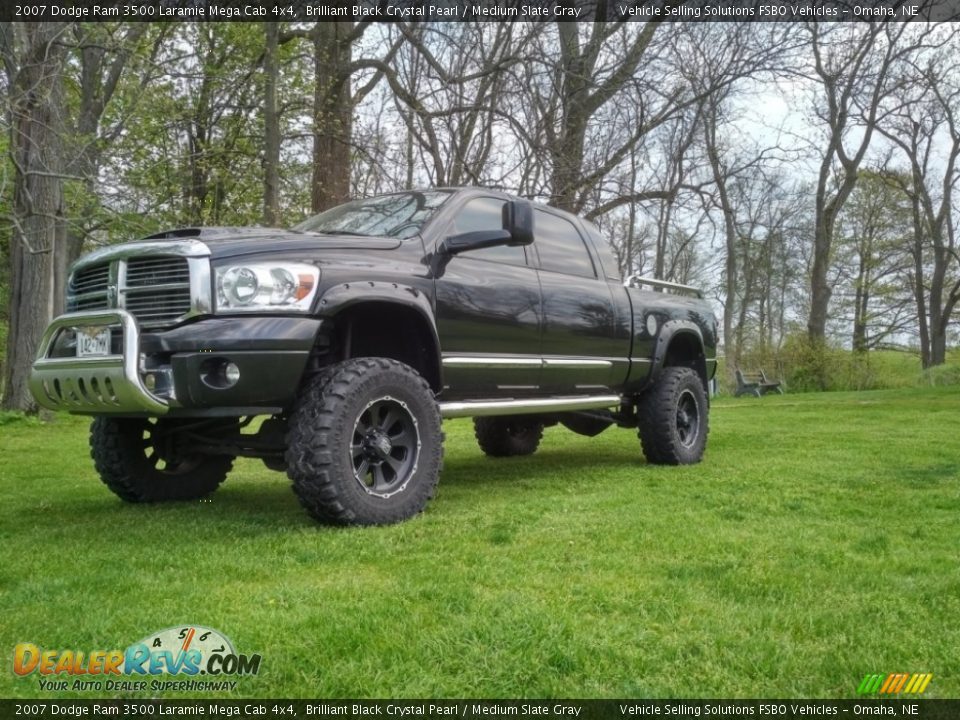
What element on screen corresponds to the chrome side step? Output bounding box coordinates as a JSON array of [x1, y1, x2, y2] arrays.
[[438, 395, 621, 419]]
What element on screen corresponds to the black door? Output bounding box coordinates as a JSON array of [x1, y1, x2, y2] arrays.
[[533, 209, 629, 394], [434, 196, 543, 399]]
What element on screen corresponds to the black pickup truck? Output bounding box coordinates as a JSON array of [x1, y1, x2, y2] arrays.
[[30, 188, 717, 525]]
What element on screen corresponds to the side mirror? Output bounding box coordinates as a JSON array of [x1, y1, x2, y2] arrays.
[[503, 199, 533, 246], [441, 199, 535, 256]]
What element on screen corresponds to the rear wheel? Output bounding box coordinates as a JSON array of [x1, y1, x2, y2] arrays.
[[90, 417, 235, 502], [474, 416, 544, 457], [637, 366, 709, 465]]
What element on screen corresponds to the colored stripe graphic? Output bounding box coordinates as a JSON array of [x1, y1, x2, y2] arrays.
[[891, 674, 909, 693], [858, 674, 884, 694], [879, 674, 897, 693], [860, 673, 933, 695]]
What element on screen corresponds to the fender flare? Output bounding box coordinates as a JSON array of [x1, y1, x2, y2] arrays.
[[649, 320, 707, 386], [314, 281, 442, 387]]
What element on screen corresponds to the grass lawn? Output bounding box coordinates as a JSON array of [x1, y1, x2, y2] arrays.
[[1, 386, 958, 699]]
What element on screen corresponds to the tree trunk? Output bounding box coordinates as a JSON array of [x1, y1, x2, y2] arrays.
[[2, 23, 68, 412], [807, 196, 836, 342], [550, 122, 587, 214], [703, 110, 738, 375], [926, 243, 948, 368], [624, 152, 638, 276], [907, 193, 931, 367], [929, 327, 947, 367], [311, 23, 353, 213], [262, 21, 280, 226], [852, 256, 868, 353]]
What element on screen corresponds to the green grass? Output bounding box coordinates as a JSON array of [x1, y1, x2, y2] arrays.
[[1, 387, 959, 699]]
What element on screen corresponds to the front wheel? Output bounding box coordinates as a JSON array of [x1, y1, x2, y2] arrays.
[[90, 417, 235, 502], [285, 358, 443, 526], [637, 366, 709, 465]]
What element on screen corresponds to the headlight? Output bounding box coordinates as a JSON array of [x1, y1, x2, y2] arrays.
[[215, 262, 319, 312]]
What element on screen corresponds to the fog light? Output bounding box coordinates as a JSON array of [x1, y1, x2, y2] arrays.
[[143, 373, 157, 391], [224, 362, 241, 387]]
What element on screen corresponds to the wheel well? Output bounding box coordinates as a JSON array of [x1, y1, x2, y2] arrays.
[[324, 302, 441, 392], [663, 332, 708, 389]]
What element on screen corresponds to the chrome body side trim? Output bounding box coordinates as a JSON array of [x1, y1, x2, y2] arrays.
[[442, 356, 542, 368], [29, 310, 169, 415], [542, 358, 613, 368], [443, 355, 619, 369], [439, 395, 620, 419]]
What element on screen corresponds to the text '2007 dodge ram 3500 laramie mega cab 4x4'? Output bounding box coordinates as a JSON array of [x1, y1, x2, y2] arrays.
[[30, 188, 717, 525]]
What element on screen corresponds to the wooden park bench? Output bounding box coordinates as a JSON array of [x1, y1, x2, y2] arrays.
[[735, 369, 784, 398]]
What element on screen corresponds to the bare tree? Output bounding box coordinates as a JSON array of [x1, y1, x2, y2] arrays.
[[644, 109, 706, 280], [877, 29, 960, 367], [596, 106, 708, 285], [802, 22, 927, 346], [724, 173, 807, 368], [684, 22, 802, 368], [546, 19, 664, 213], [368, 23, 536, 190], [276, 23, 402, 212]]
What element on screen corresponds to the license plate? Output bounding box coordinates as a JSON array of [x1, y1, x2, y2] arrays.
[[76, 327, 111, 357]]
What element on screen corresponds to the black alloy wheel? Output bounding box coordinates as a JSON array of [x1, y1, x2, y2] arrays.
[[352, 396, 422, 498]]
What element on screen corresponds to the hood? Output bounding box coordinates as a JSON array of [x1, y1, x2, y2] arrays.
[[139, 226, 402, 258]]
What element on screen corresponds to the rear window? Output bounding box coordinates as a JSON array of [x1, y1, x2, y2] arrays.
[[585, 227, 623, 282], [534, 210, 596, 279]]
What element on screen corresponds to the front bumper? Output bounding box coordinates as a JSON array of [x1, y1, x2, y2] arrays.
[[30, 311, 321, 416], [30, 310, 169, 414]]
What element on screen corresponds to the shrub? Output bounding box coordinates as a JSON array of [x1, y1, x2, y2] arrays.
[[922, 363, 960, 387], [777, 334, 842, 392], [726, 335, 960, 393]]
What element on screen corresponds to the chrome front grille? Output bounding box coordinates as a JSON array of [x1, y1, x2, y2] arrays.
[[71, 264, 111, 294], [125, 256, 190, 286], [66, 254, 203, 328], [124, 286, 193, 324], [68, 264, 111, 312], [73, 293, 111, 311], [122, 257, 191, 325]]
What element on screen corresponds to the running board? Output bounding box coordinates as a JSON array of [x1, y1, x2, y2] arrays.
[[438, 395, 621, 419]]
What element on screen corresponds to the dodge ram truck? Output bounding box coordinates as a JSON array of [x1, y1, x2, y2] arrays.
[[30, 188, 717, 525]]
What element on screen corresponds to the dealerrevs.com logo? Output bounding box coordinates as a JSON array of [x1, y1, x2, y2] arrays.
[[13, 626, 262, 692]]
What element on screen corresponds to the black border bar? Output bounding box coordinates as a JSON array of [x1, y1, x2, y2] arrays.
[[4, 699, 960, 720], [4, 0, 960, 23]]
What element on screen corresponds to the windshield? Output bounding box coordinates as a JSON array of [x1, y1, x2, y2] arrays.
[[293, 191, 453, 239]]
